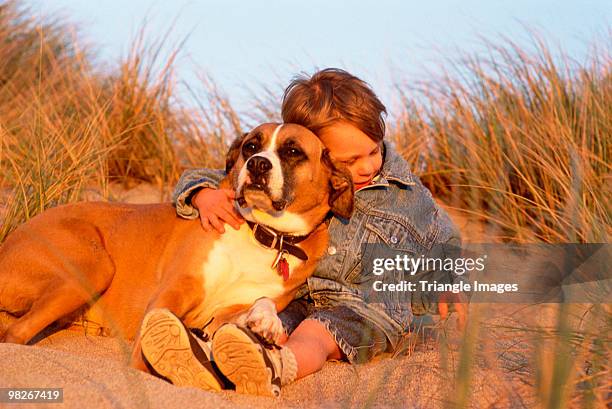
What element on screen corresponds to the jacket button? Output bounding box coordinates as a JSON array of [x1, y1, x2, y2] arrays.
[[328, 246, 337, 255], [390, 236, 398, 244]]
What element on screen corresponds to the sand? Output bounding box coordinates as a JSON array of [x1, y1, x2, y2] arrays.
[[1, 314, 532, 409]]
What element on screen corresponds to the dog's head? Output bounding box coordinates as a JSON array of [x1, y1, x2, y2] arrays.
[[224, 123, 354, 235]]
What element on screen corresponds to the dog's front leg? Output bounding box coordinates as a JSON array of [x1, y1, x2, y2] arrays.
[[130, 333, 149, 372], [236, 297, 285, 344]]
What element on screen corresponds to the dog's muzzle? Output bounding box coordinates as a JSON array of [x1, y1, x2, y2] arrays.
[[239, 156, 287, 211]]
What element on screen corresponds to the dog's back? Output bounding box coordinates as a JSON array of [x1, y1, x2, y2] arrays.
[[0, 202, 182, 341]]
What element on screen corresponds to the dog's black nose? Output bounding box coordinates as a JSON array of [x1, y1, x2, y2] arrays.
[[247, 156, 272, 176]]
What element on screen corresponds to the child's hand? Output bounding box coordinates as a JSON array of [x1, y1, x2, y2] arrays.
[[192, 188, 245, 233], [438, 292, 468, 331]]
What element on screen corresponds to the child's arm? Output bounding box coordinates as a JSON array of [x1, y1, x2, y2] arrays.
[[438, 291, 467, 329], [172, 169, 244, 233], [436, 214, 467, 328], [173, 168, 225, 217]]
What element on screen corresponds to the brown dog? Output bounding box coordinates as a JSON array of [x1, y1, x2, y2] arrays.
[[0, 123, 353, 358]]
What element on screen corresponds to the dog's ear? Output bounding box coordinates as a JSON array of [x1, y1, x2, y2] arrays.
[[225, 132, 249, 174], [322, 149, 354, 219]]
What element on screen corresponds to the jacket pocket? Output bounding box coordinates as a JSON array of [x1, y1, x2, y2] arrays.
[[365, 213, 426, 254]]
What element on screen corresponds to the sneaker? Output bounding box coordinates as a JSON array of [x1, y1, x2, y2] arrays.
[[212, 323, 282, 397], [139, 308, 229, 391]]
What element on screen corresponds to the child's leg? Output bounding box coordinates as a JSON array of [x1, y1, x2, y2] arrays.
[[210, 317, 344, 396], [281, 318, 343, 379], [212, 306, 390, 396]]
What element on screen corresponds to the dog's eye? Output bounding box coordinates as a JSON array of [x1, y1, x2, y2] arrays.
[[243, 142, 259, 155], [282, 147, 303, 157]]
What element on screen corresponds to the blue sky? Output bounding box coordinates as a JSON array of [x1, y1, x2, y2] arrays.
[[31, 0, 610, 114]]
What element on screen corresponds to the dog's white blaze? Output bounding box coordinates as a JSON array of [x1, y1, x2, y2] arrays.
[[268, 123, 283, 150], [262, 123, 284, 198], [195, 223, 302, 325]]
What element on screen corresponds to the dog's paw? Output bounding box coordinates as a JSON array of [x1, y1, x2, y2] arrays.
[[239, 298, 285, 344]]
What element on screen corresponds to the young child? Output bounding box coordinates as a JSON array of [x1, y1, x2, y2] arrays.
[[141, 69, 462, 396]]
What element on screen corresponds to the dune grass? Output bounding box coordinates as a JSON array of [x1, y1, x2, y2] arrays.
[[0, 1, 609, 407], [0, 1, 234, 241], [390, 35, 610, 244], [385, 35, 610, 407]]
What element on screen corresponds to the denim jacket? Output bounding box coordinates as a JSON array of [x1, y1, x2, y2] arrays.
[[173, 143, 461, 349]]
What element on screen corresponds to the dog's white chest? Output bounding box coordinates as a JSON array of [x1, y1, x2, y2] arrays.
[[198, 225, 302, 319]]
